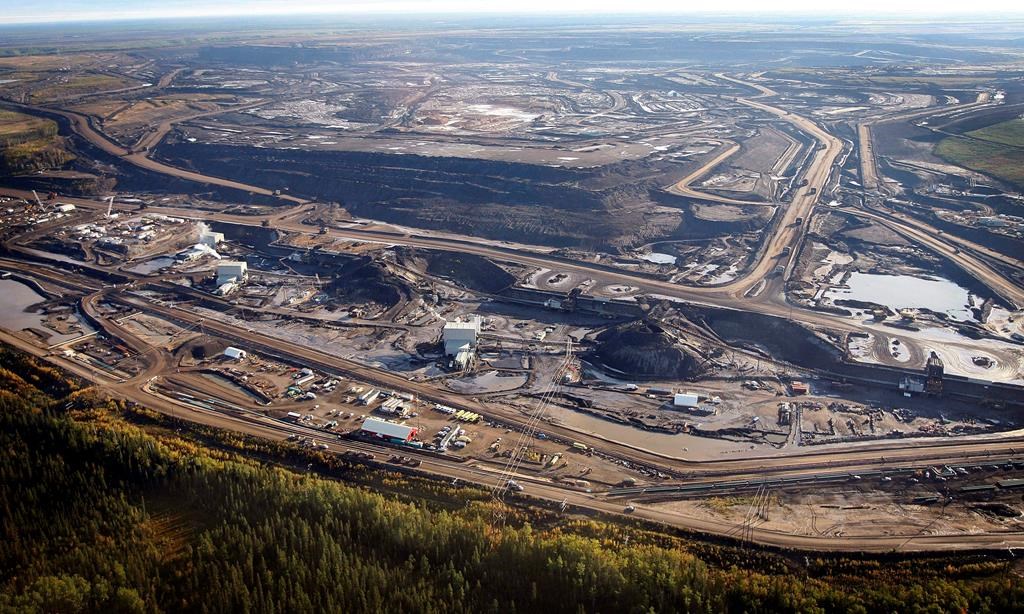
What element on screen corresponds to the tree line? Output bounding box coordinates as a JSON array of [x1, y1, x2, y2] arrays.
[[0, 345, 1021, 613]]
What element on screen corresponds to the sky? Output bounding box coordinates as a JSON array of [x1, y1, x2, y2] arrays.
[[3, 0, 1024, 25]]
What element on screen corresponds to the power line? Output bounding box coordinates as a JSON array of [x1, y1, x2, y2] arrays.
[[491, 338, 573, 524]]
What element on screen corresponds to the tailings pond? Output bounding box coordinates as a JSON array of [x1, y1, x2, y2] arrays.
[[0, 278, 93, 344]]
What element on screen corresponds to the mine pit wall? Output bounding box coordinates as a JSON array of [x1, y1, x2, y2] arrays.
[[687, 306, 1023, 406], [0, 103, 281, 205], [5, 174, 111, 197], [651, 191, 776, 239], [155, 140, 674, 249], [155, 141, 594, 207]]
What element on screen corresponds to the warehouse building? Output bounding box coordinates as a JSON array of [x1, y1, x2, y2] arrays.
[[359, 417, 418, 444], [223, 346, 247, 360], [673, 392, 699, 408]]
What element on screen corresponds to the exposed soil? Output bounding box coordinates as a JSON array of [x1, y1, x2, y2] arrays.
[[588, 320, 702, 380], [324, 255, 408, 308], [685, 306, 844, 368]]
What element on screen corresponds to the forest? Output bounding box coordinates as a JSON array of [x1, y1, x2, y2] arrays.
[[1, 343, 1022, 613]]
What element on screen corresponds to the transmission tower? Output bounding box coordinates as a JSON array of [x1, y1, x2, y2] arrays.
[[490, 338, 574, 524]]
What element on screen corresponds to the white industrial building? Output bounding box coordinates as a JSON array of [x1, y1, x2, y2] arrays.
[[224, 346, 247, 360], [178, 243, 221, 262], [199, 229, 225, 247], [359, 417, 418, 443], [673, 392, 700, 408], [443, 317, 481, 369], [216, 261, 248, 285]]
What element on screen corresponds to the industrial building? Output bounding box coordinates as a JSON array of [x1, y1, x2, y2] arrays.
[[925, 352, 944, 395], [359, 417, 418, 443], [199, 230, 225, 247], [216, 261, 248, 285], [358, 388, 380, 405], [223, 346, 247, 360], [178, 243, 220, 262], [443, 317, 481, 370], [673, 392, 699, 408]]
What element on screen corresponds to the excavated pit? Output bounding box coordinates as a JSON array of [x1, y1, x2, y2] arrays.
[[155, 139, 686, 249]]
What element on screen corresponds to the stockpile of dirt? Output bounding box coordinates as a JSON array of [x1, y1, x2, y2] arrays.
[[176, 337, 230, 362], [688, 307, 843, 368], [325, 255, 408, 308], [589, 321, 701, 380]]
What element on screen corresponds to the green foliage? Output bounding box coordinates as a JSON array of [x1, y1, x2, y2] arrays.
[[0, 110, 71, 173], [936, 120, 1024, 187], [0, 344, 1022, 613], [968, 119, 1024, 148]]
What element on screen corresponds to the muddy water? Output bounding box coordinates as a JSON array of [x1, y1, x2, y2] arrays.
[[0, 278, 87, 344], [544, 404, 763, 460]]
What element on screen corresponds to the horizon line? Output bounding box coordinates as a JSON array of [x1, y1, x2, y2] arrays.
[[4, 8, 1024, 27]]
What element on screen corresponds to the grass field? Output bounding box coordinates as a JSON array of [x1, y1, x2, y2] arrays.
[[0, 52, 123, 70], [30, 73, 136, 101], [936, 119, 1024, 187], [968, 118, 1024, 147]]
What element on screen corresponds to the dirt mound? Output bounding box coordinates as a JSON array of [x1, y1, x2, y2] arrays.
[[325, 255, 408, 308], [177, 337, 230, 362], [589, 321, 701, 380], [687, 307, 843, 368]]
